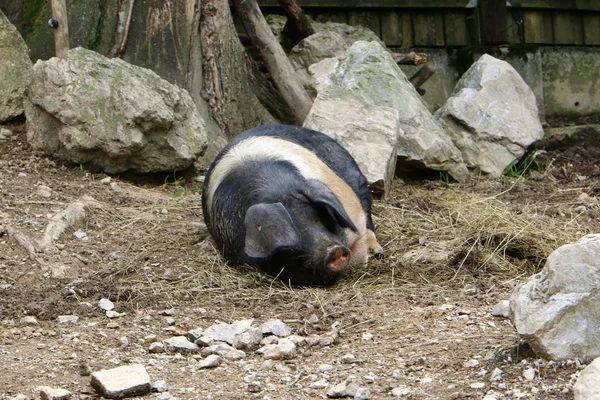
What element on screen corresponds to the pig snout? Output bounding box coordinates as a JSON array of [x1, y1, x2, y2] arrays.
[[325, 245, 351, 273]]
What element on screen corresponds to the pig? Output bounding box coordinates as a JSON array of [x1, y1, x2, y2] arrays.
[[202, 124, 382, 285]]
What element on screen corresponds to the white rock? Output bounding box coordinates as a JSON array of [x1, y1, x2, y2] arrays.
[[152, 380, 168, 393], [310, 379, 328, 389], [464, 359, 480, 368], [307, 41, 469, 184], [510, 234, 600, 360], [362, 332, 374, 341], [354, 387, 371, 400], [90, 364, 151, 399], [490, 367, 503, 381], [470, 382, 486, 389], [319, 364, 335, 372], [98, 298, 115, 311], [26, 47, 209, 174], [491, 300, 511, 318], [37, 185, 52, 198], [203, 319, 254, 343], [100, 177, 112, 184], [72, 231, 87, 240], [148, 342, 165, 354], [20, 316, 38, 325], [198, 354, 222, 369], [391, 386, 411, 397], [110, 182, 123, 193], [187, 328, 204, 343], [523, 367, 536, 381], [232, 327, 263, 350], [258, 339, 296, 360], [574, 357, 600, 400], [260, 319, 292, 337], [435, 54, 544, 178], [164, 336, 199, 353], [327, 380, 359, 398], [39, 386, 72, 400], [56, 315, 79, 324]]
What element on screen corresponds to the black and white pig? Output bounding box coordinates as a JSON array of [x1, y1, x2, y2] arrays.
[[202, 124, 382, 285]]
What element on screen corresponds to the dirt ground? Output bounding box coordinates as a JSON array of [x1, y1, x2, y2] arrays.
[[1, 119, 599, 399]]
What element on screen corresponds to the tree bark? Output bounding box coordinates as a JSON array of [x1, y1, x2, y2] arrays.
[[199, 0, 293, 139], [232, 0, 313, 125], [278, 0, 315, 47]]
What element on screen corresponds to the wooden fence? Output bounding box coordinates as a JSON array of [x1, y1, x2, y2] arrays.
[[259, 0, 600, 47]]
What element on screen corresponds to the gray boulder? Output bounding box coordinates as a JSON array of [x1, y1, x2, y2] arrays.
[[510, 234, 600, 360], [574, 357, 600, 400], [0, 9, 32, 122], [435, 54, 544, 177], [305, 41, 469, 192], [289, 31, 349, 97], [25, 47, 209, 174]]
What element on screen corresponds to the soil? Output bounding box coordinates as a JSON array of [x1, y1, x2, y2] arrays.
[[1, 119, 599, 400]]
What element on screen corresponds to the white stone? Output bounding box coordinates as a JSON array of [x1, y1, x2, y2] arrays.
[[164, 336, 199, 353], [307, 41, 469, 183], [98, 298, 115, 311], [56, 315, 79, 324], [260, 319, 292, 337], [90, 364, 151, 399], [523, 367, 536, 381], [26, 47, 209, 174], [574, 357, 600, 400], [391, 386, 411, 397], [510, 234, 600, 360], [491, 300, 511, 318], [39, 386, 72, 400], [435, 54, 544, 178], [20, 316, 38, 325], [327, 380, 359, 398], [148, 342, 165, 354], [198, 354, 222, 369]]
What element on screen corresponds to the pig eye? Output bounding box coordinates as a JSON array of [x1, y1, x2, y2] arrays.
[[315, 205, 338, 234]]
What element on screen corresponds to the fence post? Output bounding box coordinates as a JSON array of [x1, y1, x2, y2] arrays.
[[50, 0, 69, 57]]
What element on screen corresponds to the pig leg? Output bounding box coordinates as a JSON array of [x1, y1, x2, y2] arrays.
[[367, 229, 383, 256]]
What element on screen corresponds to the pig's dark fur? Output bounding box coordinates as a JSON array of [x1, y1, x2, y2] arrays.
[[202, 124, 376, 285]]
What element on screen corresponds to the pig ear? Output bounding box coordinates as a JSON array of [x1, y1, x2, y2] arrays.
[[301, 179, 358, 233], [244, 202, 301, 259]]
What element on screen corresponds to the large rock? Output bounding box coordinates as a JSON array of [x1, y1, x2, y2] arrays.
[[435, 54, 544, 177], [25, 47, 209, 173], [574, 357, 600, 400], [510, 234, 600, 360], [289, 31, 349, 97], [305, 41, 469, 192], [0, 9, 32, 122]]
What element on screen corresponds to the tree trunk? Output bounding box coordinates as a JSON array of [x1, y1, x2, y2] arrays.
[[278, 0, 315, 46], [232, 0, 312, 125]]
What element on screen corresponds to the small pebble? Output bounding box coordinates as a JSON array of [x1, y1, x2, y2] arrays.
[[98, 298, 114, 311], [56, 315, 79, 324], [20, 316, 38, 326], [198, 354, 222, 369]]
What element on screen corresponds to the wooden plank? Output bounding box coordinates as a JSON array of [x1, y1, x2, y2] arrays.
[[413, 11, 445, 46], [329, 11, 348, 24], [583, 13, 600, 45], [402, 11, 414, 47], [444, 10, 468, 46], [552, 10, 583, 44], [523, 10, 553, 43], [348, 11, 381, 38], [381, 11, 404, 47], [480, 0, 507, 44], [259, 0, 482, 8], [508, 0, 600, 11], [506, 9, 524, 43]]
